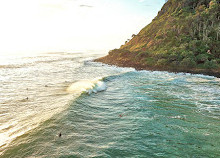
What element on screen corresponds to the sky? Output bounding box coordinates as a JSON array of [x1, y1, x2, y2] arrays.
[[0, 0, 165, 55]]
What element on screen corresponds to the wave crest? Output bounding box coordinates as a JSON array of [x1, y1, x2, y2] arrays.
[[67, 78, 107, 94]]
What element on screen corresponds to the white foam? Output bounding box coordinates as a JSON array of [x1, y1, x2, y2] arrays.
[[67, 77, 107, 95]]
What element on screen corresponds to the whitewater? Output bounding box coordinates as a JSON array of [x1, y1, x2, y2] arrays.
[[0, 52, 219, 157]]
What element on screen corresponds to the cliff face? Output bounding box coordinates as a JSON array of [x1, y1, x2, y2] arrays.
[[96, 0, 220, 75], [121, 0, 219, 54]]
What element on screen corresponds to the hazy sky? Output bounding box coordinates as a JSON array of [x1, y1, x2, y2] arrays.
[[0, 0, 165, 54]]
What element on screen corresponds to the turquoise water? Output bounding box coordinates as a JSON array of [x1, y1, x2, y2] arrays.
[[0, 52, 220, 157]]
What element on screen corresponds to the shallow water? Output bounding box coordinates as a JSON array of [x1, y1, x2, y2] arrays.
[[0, 52, 220, 157]]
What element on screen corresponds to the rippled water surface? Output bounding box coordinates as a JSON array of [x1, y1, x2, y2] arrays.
[[0, 52, 220, 157]]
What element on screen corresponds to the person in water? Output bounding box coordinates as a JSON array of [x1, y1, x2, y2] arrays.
[[59, 132, 62, 137]]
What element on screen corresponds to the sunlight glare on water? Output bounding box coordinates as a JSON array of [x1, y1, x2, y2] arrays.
[[0, 52, 220, 157]]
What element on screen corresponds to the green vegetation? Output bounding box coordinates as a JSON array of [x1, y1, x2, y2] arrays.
[[110, 0, 220, 71]]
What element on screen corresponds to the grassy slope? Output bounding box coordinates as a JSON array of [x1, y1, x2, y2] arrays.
[[96, 0, 220, 77]]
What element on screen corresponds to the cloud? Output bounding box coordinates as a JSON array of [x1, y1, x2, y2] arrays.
[[79, 4, 93, 8], [138, 0, 151, 7]]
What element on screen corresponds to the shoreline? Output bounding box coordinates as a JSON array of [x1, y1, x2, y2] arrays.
[[95, 55, 220, 78]]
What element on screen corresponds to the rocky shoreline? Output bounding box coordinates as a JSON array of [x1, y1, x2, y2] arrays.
[[95, 0, 220, 78], [95, 54, 220, 78]]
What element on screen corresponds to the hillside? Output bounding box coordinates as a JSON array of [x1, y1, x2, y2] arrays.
[[96, 0, 220, 77]]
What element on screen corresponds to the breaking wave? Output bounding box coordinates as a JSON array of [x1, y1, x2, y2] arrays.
[[67, 77, 107, 95]]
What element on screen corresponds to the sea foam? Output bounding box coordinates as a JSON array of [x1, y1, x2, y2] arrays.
[[67, 77, 107, 95]]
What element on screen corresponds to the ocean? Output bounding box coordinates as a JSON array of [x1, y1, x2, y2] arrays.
[[0, 52, 219, 157]]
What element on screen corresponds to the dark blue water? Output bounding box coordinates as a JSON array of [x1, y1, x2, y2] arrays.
[[1, 53, 220, 157]]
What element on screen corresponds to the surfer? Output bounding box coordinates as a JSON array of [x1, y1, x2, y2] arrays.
[[59, 132, 62, 137]]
